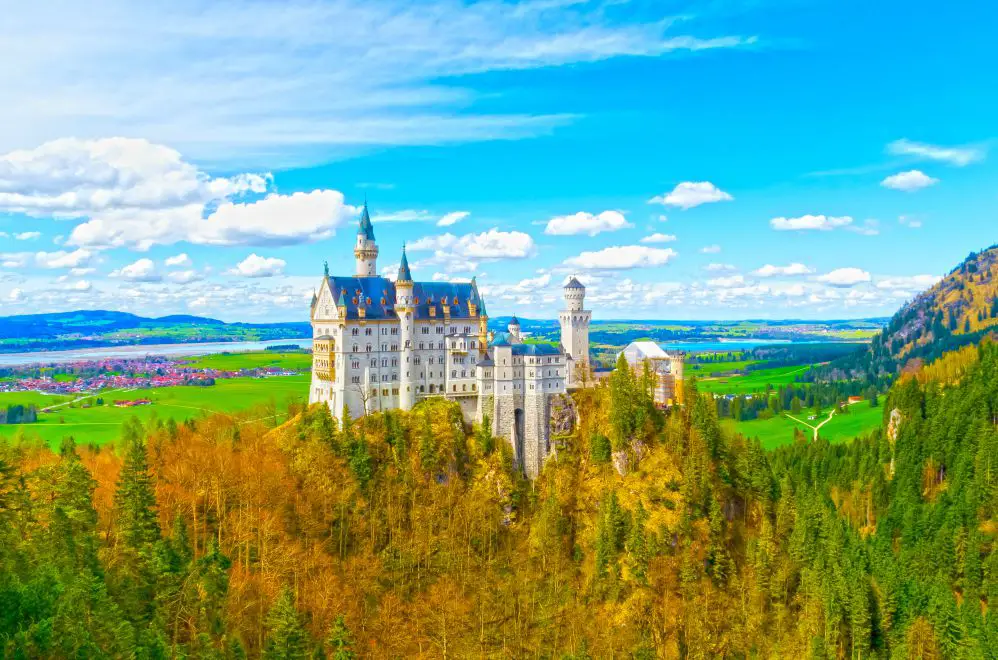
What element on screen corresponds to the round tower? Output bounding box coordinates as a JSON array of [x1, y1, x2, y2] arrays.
[[559, 276, 591, 384], [354, 201, 379, 277], [395, 246, 416, 410], [508, 315, 521, 343]]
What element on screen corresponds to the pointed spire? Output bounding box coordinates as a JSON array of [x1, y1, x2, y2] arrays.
[[397, 244, 412, 282], [337, 289, 347, 307], [323, 260, 329, 277], [310, 289, 317, 307], [358, 200, 375, 240]]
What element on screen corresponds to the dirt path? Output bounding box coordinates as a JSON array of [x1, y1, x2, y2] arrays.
[[785, 400, 862, 442], [40, 388, 132, 413]]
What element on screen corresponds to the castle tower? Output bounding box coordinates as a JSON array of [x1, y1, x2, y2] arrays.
[[395, 247, 416, 410], [472, 277, 489, 358], [560, 277, 591, 385], [508, 315, 522, 343], [354, 202, 379, 277]]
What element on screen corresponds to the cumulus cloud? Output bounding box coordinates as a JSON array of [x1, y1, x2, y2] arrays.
[[0, 249, 94, 270], [564, 245, 677, 270], [14, 232, 40, 240], [881, 170, 938, 192], [705, 263, 736, 272], [409, 228, 535, 272], [875, 274, 941, 291], [165, 253, 191, 267], [649, 182, 733, 210], [816, 267, 871, 287], [640, 232, 676, 244], [752, 263, 813, 277], [0, 137, 362, 250], [167, 270, 204, 284], [707, 274, 745, 288], [70, 280, 92, 291], [110, 258, 161, 282], [437, 211, 470, 227], [887, 139, 985, 167], [770, 214, 853, 231], [227, 254, 286, 278], [544, 210, 631, 236]]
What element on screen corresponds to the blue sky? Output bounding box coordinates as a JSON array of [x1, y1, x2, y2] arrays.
[[0, 0, 995, 321]]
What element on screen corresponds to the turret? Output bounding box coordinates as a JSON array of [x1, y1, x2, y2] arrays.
[[354, 201, 378, 277], [508, 315, 521, 343], [560, 276, 592, 386], [395, 246, 416, 410]]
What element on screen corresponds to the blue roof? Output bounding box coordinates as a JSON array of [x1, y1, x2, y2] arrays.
[[512, 343, 562, 356], [397, 247, 412, 282], [326, 276, 478, 320], [491, 331, 512, 346], [508, 314, 520, 326], [358, 203, 375, 240], [565, 276, 585, 290]]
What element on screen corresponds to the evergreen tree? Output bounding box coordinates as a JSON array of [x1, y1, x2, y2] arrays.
[[325, 615, 356, 660], [264, 587, 311, 660]]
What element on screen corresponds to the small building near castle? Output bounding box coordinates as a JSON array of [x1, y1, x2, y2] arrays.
[[619, 340, 684, 406], [309, 203, 592, 478]]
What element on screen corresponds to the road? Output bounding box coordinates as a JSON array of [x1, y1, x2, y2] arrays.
[[785, 400, 863, 442]]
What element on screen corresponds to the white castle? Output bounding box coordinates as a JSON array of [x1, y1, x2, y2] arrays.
[[309, 204, 592, 477]]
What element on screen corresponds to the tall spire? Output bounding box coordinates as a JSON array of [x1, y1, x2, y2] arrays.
[[358, 200, 375, 240], [397, 244, 412, 282]]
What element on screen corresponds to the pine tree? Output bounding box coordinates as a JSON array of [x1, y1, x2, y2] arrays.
[[326, 615, 356, 660], [264, 587, 311, 660], [348, 429, 373, 490]]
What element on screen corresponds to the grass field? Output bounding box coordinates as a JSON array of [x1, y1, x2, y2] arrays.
[[685, 358, 760, 378], [0, 375, 309, 447], [725, 403, 883, 450], [696, 364, 814, 394], [181, 351, 312, 372]]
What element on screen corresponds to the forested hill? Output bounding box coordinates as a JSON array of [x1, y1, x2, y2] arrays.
[[0, 309, 310, 352], [3, 342, 998, 655], [830, 245, 998, 378]]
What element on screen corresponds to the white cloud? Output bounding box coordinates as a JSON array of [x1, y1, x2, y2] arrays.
[[227, 254, 286, 278], [846, 219, 880, 236], [70, 280, 92, 291], [409, 228, 535, 272], [816, 267, 871, 287], [111, 257, 160, 282], [14, 232, 40, 240], [564, 245, 677, 270], [165, 253, 191, 267], [700, 244, 721, 254], [707, 274, 745, 288], [649, 182, 733, 210], [437, 211, 470, 227], [881, 170, 938, 192], [167, 269, 204, 284], [0, 2, 755, 167], [374, 210, 433, 223], [752, 263, 813, 277], [705, 263, 736, 272], [887, 139, 985, 167], [0, 248, 95, 270], [899, 215, 923, 228], [544, 210, 631, 236], [770, 214, 853, 231], [876, 274, 941, 291], [7, 288, 23, 302], [639, 232, 677, 244]]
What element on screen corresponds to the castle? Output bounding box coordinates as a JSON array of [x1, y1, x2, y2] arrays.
[[309, 203, 591, 478]]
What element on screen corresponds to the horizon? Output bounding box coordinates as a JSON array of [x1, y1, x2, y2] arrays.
[[1, 0, 995, 322]]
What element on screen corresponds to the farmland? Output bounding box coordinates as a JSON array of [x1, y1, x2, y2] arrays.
[[724, 403, 884, 450], [0, 374, 309, 447]]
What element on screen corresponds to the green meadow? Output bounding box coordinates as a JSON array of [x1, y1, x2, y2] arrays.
[[180, 350, 312, 372], [0, 375, 309, 447], [724, 403, 884, 450], [695, 364, 814, 395]]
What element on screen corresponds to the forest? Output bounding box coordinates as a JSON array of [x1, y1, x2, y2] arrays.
[[1, 340, 997, 657]]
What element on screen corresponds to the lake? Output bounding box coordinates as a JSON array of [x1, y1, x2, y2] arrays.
[[0, 336, 850, 367], [0, 339, 314, 366]]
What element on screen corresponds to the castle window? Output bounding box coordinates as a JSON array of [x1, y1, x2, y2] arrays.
[[383, 389, 388, 396], [351, 328, 358, 336], [366, 345, 372, 352], [351, 376, 360, 384], [391, 327, 398, 335], [382, 344, 387, 351], [453, 385, 457, 392], [393, 388, 399, 395], [366, 297, 372, 305], [462, 384, 467, 391], [352, 345, 358, 352], [382, 327, 387, 335], [365, 328, 372, 336], [382, 359, 388, 367], [452, 370, 457, 377]]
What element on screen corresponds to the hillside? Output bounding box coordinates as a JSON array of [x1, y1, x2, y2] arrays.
[[829, 245, 998, 377], [0, 310, 310, 353], [3, 338, 997, 656]]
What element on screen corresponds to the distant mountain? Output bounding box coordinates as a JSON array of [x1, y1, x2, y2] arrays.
[[0, 310, 311, 353], [829, 245, 998, 377]]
